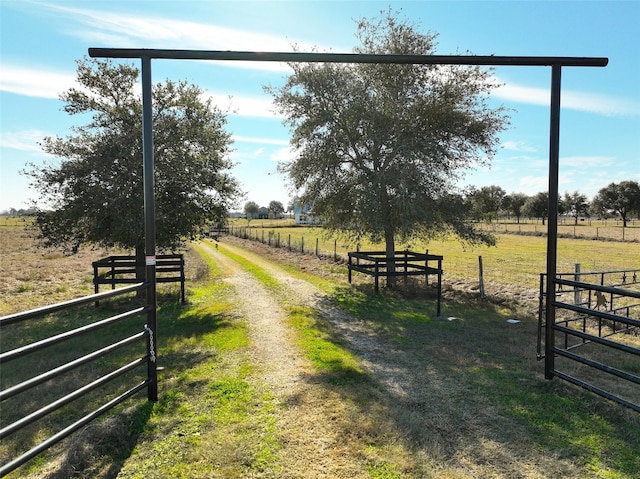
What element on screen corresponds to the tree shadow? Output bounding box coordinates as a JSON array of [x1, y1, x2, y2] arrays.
[[2, 299, 235, 479], [305, 285, 640, 476]]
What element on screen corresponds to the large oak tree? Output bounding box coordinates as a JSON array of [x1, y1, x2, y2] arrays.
[[27, 58, 240, 270], [267, 11, 509, 283]]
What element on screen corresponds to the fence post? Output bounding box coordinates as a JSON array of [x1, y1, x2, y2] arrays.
[[374, 259, 379, 293], [93, 261, 100, 307], [288, 234, 291, 251], [301, 236, 304, 253], [437, 258, 442, 317], [141, 56, 158, 403], [403, 249, 408, 286], [424, 250, 429, 286], [277, 232, 280, 248], [179, 255, 186, 303], [348, 254, 352, 283], [316, 238, 319, 257], [574, 263, 581, 306], [478, 256, 485, 297], [334, 239, 337, 261]]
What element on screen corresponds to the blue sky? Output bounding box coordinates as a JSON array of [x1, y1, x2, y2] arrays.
[[1, 0, 639, 213]]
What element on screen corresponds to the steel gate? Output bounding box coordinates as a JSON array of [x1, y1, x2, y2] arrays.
[[538, 268, 640, 411]]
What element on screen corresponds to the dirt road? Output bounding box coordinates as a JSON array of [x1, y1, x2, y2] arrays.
[[197, 240, 398, 477], [196, 238, 588, 479]]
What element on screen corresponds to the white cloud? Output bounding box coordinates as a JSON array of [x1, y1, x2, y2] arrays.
[[42, 3, 311, 73], [204, 92, 282, 118], [0, 63, 282, 120], [234, 136, 289, 146], [0, 65, 76, 99], [559, 156, 615, 168], [493, 80, 639, 117], [501, 140, 537, 153], [518, 175, 549, 193], [0, 130, 48, 152], [270, 146, 297, 163], [562, 90, 639, 117]]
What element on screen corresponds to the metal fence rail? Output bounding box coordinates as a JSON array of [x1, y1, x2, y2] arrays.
[[93, 254, 185, 303], [538, 272, 640, 412], [0, 283, 157, 476]]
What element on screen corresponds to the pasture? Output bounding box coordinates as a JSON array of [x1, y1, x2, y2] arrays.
[[227, 221, 640, 292], [1, 224, 639, 478]]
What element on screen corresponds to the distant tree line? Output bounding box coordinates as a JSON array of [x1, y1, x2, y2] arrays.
[[0, 207, 38, 216], [465, 180, 640, 227], [235, 180, 640, 229]]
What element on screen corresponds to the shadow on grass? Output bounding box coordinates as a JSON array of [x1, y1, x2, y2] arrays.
[[307, 284, 640, 477], [2, 292, 237, 479]]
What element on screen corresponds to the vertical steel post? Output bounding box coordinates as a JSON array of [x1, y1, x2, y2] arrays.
[[437, 258, 442, 318], [545, 64, 562, 380], [141, 56, 158, 401]]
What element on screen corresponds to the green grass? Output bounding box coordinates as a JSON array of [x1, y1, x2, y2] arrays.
[[288, 305, 367, 385], [115, 245, 281, 478], [215, 239, 640, 478], [3, 233, 639, 478], [216, 244, 366, 386], [3, 245, 282, 478], [325, 283, 640, 478], [231, 226, 640, 290]]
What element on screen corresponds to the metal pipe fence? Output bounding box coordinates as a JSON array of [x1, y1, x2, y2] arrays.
[[0, 283, 157, 476], [476, 220, 640, 242], [538, 270, 640, 412]]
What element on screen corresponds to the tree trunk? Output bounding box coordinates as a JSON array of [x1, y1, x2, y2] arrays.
[[385, 229, 396, 289]]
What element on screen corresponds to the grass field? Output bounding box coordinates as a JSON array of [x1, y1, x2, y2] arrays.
[[228, 223, 640, 292], [1, 225, 639, 478], [228, 216, 640, 242]]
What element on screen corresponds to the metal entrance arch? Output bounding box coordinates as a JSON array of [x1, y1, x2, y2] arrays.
[[88, 47, 608, 398]]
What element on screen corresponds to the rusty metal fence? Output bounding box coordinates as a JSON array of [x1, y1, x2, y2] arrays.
[[0, 284, 157, 476]]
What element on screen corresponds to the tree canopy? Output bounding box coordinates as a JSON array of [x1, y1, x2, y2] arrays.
[[267, 10, 509, 267], [268, 200, 285, 219], [562, 191, 589, 225], [469, 185, 507, 223], [27, 58, 240, 257], [503, 193, 528, 224], [591, 181, 640, 227], [244, 201, 260, 222]]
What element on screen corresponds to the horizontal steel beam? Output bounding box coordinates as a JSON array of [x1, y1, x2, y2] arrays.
[[89, 48, 608, 67]]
